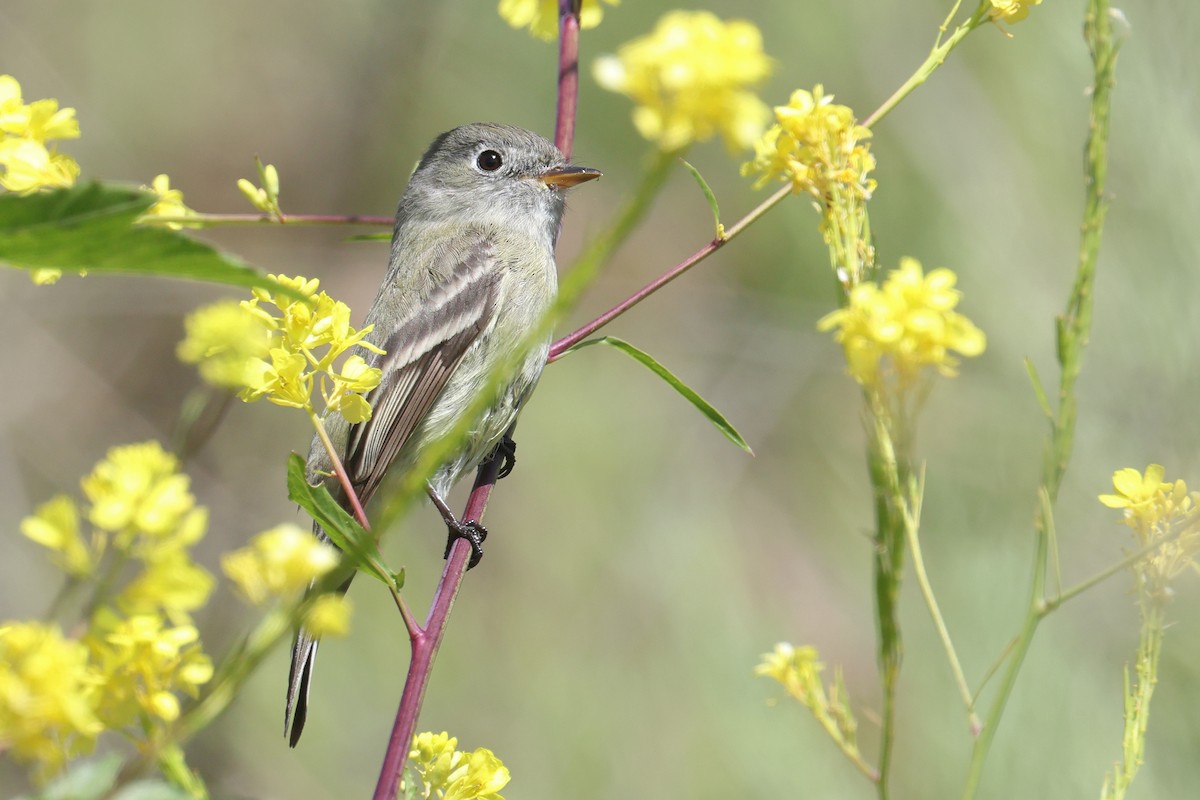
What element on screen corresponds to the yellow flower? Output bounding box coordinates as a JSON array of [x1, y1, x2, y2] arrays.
[[0, 622, 103, 781], [177, 300, 272, 388], [323, 354, 383, 423], [118, 553, 216, 625], [89, 614, 213, 726], [21, 494, 95, 577], [743, 85, 875, 200], [818, 258, 986, 388], [1100, 465, 1200, 595], [407, 732, 510, 800], [443, 747, 511, 800], [989, 0, 1042, 23], [303, 594, 353, 638], [81, 442, 202, 556], [0, 75, 81, 194], [29, 268, 63, 285], [755, 642, 822, 698], [410, 731, 461, 795], [0, 137, 80, 193], [138, 174, 199, 230], [221, 523, 340, 604], [22, 98, 80, 142], [593, 11, 772, 152], [499, 0, 618, 41], [236, 275, 384, 420]]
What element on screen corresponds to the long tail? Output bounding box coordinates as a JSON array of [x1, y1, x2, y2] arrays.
[[285, 628, 319, 746]]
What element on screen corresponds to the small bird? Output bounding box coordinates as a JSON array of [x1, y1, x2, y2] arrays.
[[285, 123, 600, 745]]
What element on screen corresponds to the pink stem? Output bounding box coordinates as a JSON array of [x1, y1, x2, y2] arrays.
[[372, 3, 582, 795], [554, 0, 581, 157], [549, 237, 726, 361]]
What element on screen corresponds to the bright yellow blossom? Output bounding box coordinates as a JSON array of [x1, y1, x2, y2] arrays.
[[593, 11, 772, 152], [0, 137, 80, 193], [303, 594, 353, 638], [232, 274, 384, 421], [989, 0, 1042, 23], [118, 553, 216, 625], [221, 523, 340, 604], [29, 268, 63, 285], [818, 258, 986, 389], [0, 622, 103, 781], [756, 643, 863, 767], [138, 174, 200, 230], [81, 441, 206, 559], [1100, 465, 1200, 597], [499, 0, 618, 41], [407, 732, 511, 800], [743, 85, 875, 202], [89, 614, 212, 726], [0, 75, 80, 194], [177, 300, 272, 388], [21, 494, 95, 577]]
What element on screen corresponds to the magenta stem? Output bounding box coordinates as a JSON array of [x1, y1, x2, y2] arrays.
[[555, 0, 581, 157], [371, 3, 582, 796]]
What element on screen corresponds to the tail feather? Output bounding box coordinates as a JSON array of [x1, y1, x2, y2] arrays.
[[285, 629, 319, 747]]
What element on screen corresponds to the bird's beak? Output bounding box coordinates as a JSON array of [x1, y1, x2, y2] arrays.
[[537, 164, 602, 188]]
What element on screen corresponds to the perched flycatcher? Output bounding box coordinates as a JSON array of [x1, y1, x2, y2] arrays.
[[285, 123, 600, 744]]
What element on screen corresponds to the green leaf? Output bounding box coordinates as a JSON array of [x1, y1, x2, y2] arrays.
[[1024, 357, 1053, 421], [15, 755, 122, 800], [285, 453, 397, 589], [567, 336, 753, 454], [680, 159, 724, 240], [0, 182, 295, 295]]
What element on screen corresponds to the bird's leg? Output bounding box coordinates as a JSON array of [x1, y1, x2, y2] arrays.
[[484, 431, 518, 480], [427, 483, 488, 569]]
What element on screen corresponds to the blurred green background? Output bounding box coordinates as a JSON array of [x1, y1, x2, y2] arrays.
[[3, 1, 1199, 797]]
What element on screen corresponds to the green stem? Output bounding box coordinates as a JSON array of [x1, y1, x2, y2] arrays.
[[307, 408, 370, 530], [864, 394, 907, 800], [862, 3, 990, 130], [960, 3, 1121, 794], [903, 487, 982, 735]]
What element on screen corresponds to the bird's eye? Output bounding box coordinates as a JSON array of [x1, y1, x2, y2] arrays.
[[476, 149, 503, 172]]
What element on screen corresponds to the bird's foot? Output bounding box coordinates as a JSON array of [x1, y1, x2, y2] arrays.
[[443, 520, 488, 569]]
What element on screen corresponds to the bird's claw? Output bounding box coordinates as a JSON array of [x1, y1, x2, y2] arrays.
[[444, 520, 488, 569]]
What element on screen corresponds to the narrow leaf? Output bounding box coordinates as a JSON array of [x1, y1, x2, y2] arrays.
[[1024, 357, 1054, 420], [285, 453, 396, 589], [0, 182, 293, 295], [680, 159, 724, 240], [568, 336, 753, 454]]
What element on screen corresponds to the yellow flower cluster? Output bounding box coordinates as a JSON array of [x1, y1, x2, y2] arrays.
[[11, 442, 217, 779], [138, 174, 199, 230], [743, 86, 875, 203], [498, 0, 619, 41], [988, 0, 1042, 23], [0, 74, 80, 193], [0, 623, 103, 780], [1100, 465, 1200, 598], [177, 299, 272, 388], [87, 612, 213, 726], [756, 643, 861, 760], [237, 275, 385, 423], [222, 524, 338, 603], [818, 258, 986, 389], [222, 524, 351, 637], [593, 11, 772, 152], [407, 732, 511, 800]]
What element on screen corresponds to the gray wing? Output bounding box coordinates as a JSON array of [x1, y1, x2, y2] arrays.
[[343, 237, 502, 507], [285, 235, 501, 747]]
